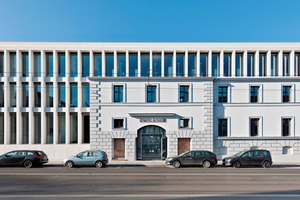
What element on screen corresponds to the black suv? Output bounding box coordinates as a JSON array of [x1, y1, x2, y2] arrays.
[[222, 149, 272, 168], [166, 150, 217, 168], [0, 150, 48, 168]]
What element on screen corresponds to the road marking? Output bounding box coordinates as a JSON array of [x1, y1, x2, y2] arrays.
[[1, 173, 300, 176]]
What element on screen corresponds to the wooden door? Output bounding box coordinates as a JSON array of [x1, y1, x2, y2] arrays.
[[114, 139, 125, 158], [178, 138, 190, 155]]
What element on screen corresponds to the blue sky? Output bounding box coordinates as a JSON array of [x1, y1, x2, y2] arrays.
[[1, 0, 300, 42]]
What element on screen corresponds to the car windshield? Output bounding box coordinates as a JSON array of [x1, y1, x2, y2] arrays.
[[234, 151, 245, 156], [178, 151, 189, 157]]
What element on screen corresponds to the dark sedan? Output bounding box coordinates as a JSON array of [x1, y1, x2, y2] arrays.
[[0, 150, 48, 168], [166, 150, 217, 168]]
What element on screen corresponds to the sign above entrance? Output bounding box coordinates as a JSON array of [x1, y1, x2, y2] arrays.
[[140, 118, 166, 123], [129, 113, 175, 117]]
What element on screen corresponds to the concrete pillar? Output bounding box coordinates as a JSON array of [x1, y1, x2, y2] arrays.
[[114, 50, 117, 77], [65, 50, 70, 144], [149, 50, 152, 77], [138, 50, 141, 77], [102, 50, 105, 77], [173, 51, 176, 77], [278, 50, 283, 77], [184, 50, 188, 77], [255, 50, 259, 77], [196, 50, 200, 77], [220, 50, 224, 77], [243, 50, 247, 77], [90, 50, 94, 77], [232, 51, 236, 77], [126, 50, 129, 77], [267, 50, 271, 77], [41, 50, 46, 144], [290, 50, 295, 76], [208, 50, 212, 77], [161, 50, 164, 77]]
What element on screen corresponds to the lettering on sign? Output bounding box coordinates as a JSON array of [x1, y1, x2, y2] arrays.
[[140, 118, 166, 123]]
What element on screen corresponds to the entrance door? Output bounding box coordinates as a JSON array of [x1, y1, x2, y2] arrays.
[[142, 135, 161, 160], [178, 138, 190, 155], [114, 139, 125, 158]]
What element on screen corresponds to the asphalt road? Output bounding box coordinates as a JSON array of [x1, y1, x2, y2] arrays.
[[0, 165, 300, 200]]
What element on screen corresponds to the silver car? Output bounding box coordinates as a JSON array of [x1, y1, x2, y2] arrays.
[[63, 150, 108, 168]]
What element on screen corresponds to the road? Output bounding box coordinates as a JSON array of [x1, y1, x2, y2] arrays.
[[0, 165, 300, 200]]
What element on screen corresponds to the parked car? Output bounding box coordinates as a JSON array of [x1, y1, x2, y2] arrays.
[[63, 150, 108, 168], [166, 150, 217, 168], [222, 149, 272, 168], [0, 150, 48, 168]]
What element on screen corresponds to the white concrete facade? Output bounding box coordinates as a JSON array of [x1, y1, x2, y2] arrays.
[[0, 42, 300, 162]]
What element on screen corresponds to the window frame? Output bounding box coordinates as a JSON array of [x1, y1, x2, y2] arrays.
[[179, 117, 192, 129], [282, 85, 292, 103], [146, 84, 158, 103], [218, 118, 228, 137], [249, 117, 262, 137], [112, 117, 126, 129], [114, 85, 124, 103], [218, 86, 228, 103], [250, 85, 260, 103], [179, 85, 190, 103]]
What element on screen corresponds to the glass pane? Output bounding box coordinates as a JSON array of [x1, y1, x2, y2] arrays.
[[152, 53, 161, 77], [58, 84, 65, 107], [58, 53, 65, 77], [295, 53, 300, 76], [10, 83, 16, 107], [271, 54, 278, 77], [141, 53, 150, 77], [83, 84, 90, 107], [22, 52, 29, 77], [34, 52, 41, 77], [236, 54, 243, 77], [83, 115, 90, 143], [259, 54, 266, 77], [247, 54, 255, 76], [0, 52, 3, 77], [129, 53, 138, 77], [200, 54, 207, 77], [142, 135, 161, 159], [46, 113, 53, 144], [10, 52, 16, 77], [70, 53, 78, 77], [0, 83, 4, 107], [94, 53, 102, 77], [70, 114, 78, 143], [176, 53, 184, 77], [117, 53, 126, 77], [46, 84, 53, 107], [212, 53, 219, 77], [224, 53, 231, 77], [106, 53, 114, 77], [0, 113, 4, 144], [22, 83, 29, 107], [164, 53, 173, 77], [46, 53, 53, 77], [58, 113, 65, 144], [283, 53, 290, 76], [82, 53, 90, 77], [188, 53, 196, 77], [70, 84, 78, 107], [34, 113, 41, 144], [34, 83, 41, 107], [10, 113, 16, 144], [22, 113, 29, 144]]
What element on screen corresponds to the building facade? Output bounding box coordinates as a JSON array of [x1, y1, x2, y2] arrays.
[[0, 42, 300, 162]]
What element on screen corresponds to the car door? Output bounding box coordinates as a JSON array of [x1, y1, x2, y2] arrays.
[[86, 151, 98, 165], [193, 151, 205, 166], [73, 151, 89, 165], [240, 151, 254, 166], [253, 150, 264, 165], [0, 151, 18, 165], [180, 152, 194, 166], [14, 151, 27, 164]]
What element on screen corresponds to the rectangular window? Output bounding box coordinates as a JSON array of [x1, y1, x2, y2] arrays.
[[212, 53, 220, 77], [180, 86, 189, 102], [164, 53, 173, 77], [70, 53, 78, 77], [58, 53, 65, 77], [153, 53, 161, 77], [46, 83, 53, 107], [176, 53, 184, 77], [117, 53, 126, 77], [247, 53, 255, 76], [259, 53, 266, 76], [106, 53, 114, 77], [250, 86, 259, 103], [22, 52, 29, 77], [0, 83, 4, 107], [34, 83, 41, 107], [82, 114, 90, 143], [147, 85, 156, 102], [0, 113, 3, 144], [10, 83, 16, 107], [188, 53, 196, 77], [34, 112, 41, 144], [10, 112, 16, 144], [224, 53, 231, 77], [58, 113, 65, 144], [46, 113, 53, 144], [250, 118, 259, 136], [283, 53, 289, 76], [46, 52, 53, 77], [0, 52, 3, 77], [94, 53, 102, 77], [295, 53, 300, 76], [129, 53, 138, 77], [141, 53, 150, 77], [179, 118, 189, 128], [282, 118, 291, 136], [114, 85, 123, 102], [82, 84, 90, 107], [114, 119, 124, 128], [22, 112, 29, 144], [34, 52, 41, 77], [82, 53, 90, 77], [58, 83, 65, 107], [271, 53, 278, 76], [200, 53, 208, 77], [10, 52, 16, 77], [218, 119, 227, 137], [22, 83, 29, 107], [70, 113, 78, 144], [236, 53, 243, 77], [218, 86, 227, 103], [70, 83, 78, 107], [283, 86, 291, 102]]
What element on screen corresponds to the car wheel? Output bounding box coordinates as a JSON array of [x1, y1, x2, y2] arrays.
[[233, 161, 241, 168], [203, 160, 211, 168], [65, 161, 74, 168], [173, 161, 181, 168], [24, 160, 33, 168], [95, 161, 103, 168], [262, 161, 271, 168]]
